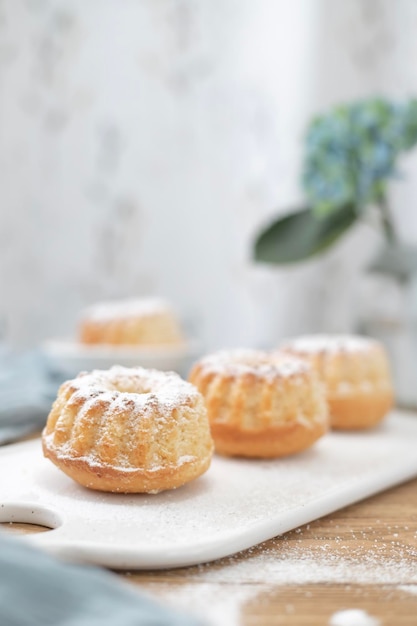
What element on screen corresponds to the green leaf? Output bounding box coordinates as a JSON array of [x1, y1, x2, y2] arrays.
[[253, 204, 357, 265]]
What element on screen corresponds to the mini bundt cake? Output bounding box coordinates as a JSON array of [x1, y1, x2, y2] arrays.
[[280, 334, 394, 430], [79, 298, 184, 346], [188, 349, 328, 458], [42, 366, 214, 493]]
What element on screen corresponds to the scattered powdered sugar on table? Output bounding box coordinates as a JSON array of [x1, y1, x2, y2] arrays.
[[137, 542, 417, 626], [189, 532, 417, 585], [397, 584, 417, 596], [140, 583, 260, 626], [194, 550, 417, 585], [329, 609, 380, 626], [192, 553, 417, 586], [137, 539, 415, 625]]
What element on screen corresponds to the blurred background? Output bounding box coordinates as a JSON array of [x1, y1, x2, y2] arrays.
[[1, 0, 417, 366]]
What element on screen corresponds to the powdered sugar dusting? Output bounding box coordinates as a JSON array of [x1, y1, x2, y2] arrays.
[[329, 609, 380, 626], [43, 428, 199, 474], [66, 365, 199, 413], [282, 335, 378, 354], [82, 298, 174, 322], [190, 536, 417, 586], [140, 583, 260, 626], [45, 366, 206, 472], [194, 349, 309, 379]]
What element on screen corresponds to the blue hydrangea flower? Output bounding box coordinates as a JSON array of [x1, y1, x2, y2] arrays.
[[302, 98, 417, 216]]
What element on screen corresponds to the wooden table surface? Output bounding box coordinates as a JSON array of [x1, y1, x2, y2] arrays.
[[6, 475, 417, 625]]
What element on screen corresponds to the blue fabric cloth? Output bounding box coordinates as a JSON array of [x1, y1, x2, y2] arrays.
[[0, 351, 60, 445], [0, 533, 201, 626]]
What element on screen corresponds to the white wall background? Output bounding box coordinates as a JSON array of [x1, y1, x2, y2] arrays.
[[0, 0, 417, 350]]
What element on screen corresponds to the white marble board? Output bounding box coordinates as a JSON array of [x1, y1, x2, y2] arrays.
[[1, 411, 417, 570]]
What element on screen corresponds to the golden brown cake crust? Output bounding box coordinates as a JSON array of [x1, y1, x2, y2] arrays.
[[328, 392, 394, 430], [42, 441, 212, 493], [210, 420, 328, 458], [42, 366, 214, 493], [280, 335, 394, 430], [189, 349, 329, 458]]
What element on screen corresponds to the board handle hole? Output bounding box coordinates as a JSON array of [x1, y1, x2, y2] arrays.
[[0, 503, 62, 534], [1, 522, 51, 535]]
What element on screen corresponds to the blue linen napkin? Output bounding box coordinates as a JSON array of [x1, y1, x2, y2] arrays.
[[0, 533, 201, 626], [0, 351, 61, 445]]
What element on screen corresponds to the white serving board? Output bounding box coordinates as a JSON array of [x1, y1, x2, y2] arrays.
[[1, 410, 417, 570]]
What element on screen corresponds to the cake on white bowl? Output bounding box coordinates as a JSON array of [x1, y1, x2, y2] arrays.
[[42, 297, 198, 378]]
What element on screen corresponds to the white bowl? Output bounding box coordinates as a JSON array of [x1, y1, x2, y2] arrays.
[[41, 339, 201, 380]]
